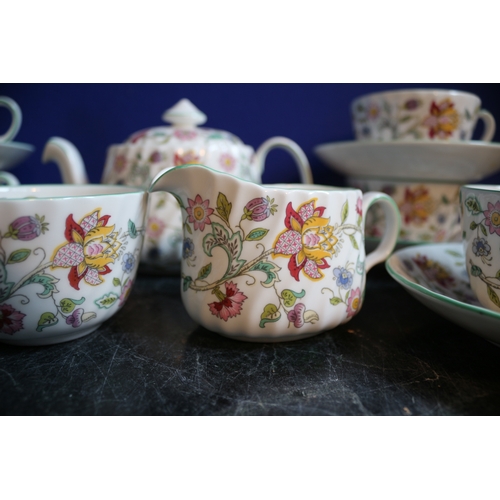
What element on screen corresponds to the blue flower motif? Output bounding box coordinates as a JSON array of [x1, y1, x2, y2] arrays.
[[122, 252, 136, 273], [333, 267, 353, 289], [472, 237, 491, 257], [183, 238, 194, 259]]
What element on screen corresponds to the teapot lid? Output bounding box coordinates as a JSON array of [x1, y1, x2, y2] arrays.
[[123, 98, 245, 146], [162, 98, 207, 128]]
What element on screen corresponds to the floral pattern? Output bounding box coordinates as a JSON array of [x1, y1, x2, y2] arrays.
[[352, 96, 473, 141], [463, 193, 500, 310], [52, 211, 121, 290], [0, 209, 143, 338], [178, 190, 365, 330]]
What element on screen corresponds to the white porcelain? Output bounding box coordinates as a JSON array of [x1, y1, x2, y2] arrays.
[[0, 184, 147, 346], [0, 172, 20, 186], [150, 164, 400, 342], [351, 89, 495, 142], [314, 140, 500, 183], [460, 184, 500, 314], [0, 96, 22, 143], [348, 177, 461, 244], [43, 99, 313, 273], [0, 142, 34, 171], [386, 242, 500, 346]]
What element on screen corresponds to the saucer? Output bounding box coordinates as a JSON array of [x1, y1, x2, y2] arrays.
[[314, 140, 500, 182], [385, 242, 500, 345], [0, 141, 35, 170]]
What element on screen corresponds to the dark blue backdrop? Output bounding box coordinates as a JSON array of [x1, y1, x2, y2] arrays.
[[1, 83, 500, 186]]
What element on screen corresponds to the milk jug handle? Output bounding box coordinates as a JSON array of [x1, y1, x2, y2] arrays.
[[254, 136, 313, 184], [42, 137, 89, 184]]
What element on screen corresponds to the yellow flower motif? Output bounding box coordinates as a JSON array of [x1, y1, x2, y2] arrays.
[[422, 99, 460, 139], [274, 200, 337, 281]]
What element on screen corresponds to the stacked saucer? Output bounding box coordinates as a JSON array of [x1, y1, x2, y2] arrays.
[[314, 89, 500, 245]]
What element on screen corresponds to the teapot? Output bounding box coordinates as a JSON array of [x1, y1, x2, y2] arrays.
[[43, 99, 313, 274], [148, 164, 400, 342]]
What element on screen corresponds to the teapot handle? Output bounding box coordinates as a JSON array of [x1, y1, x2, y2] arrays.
[[42, 137, 89, 184], [0, 171, 20, 186], [254, 136, 313, 184]]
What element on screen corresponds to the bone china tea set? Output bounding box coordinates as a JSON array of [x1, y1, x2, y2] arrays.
[[2, 89, 500, 347]]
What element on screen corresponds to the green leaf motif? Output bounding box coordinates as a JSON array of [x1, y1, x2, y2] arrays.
[[281, 289, 305, 307], [113, 278, 121, 287], [7, 249, 31, 264], [0, 262, 14, 302], [245, 228, 269, 241], [464, 196, 482, 215], [197, 263, 212, 281], [128, 219, 138, 239], [94, 292, 119, 309], [184, 222, 193, 234], [487, 285, 500, 308], [36, 312, 58, 332], [183, 276, 193, 292], [24, 273, 60, 298], [250, 260, 281, 288], [203, 222, 245, 278], [470, 221, 477, 230], [259, 303, 281, 328], [349, 234, 359, 250], [471, 265, 482, 277], [480, 224, 487, 236], [341, 201, 349, 224], [330, 297, 343, 305], [60, 297, 85, 314], [216, 192, 232, 225]]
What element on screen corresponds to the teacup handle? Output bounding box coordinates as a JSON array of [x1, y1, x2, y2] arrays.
[[363, 192, 400, 272], [0, 171, 20, 186], [254, 136, 313, 184], [477, 109, 496, 142], [0, 96, 22, 143]]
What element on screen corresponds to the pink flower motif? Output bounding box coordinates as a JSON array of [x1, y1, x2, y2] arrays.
[[7, 215, 48, 241], [66, 308, 84, 328], [484, 201, 500, 236], [114, 154, 127, 173], [346, 288, 362, 318], [220, 153, 236, 172], [355, 198, 363, 217], [174, 129, 197, 140], [0, 303, 25, 335], [243, 197, 277, 222], [186, 195, 214, 231], [119, 279, 134, 307], [148, 151, 162, 163], [146, 216, 166, 239], [174, 150, 200, 166], [287, 303, 306, 328], [208, 281, 247, 321]]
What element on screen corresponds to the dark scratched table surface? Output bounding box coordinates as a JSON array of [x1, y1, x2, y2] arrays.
[[1, 262, 500, 416]]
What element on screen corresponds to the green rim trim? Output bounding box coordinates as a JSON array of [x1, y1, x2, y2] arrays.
[[385, 244, 500, 321]]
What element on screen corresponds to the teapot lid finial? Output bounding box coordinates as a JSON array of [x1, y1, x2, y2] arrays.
[[162, 98, 207, 127]]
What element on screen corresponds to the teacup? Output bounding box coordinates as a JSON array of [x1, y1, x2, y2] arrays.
[[0, 184, 147, 345], [348, 177, 461, 244], [0, 96, 22, 143], [150, 164, 400, 342], [351, 89, 496, 142], [461, 184, 500, 313]]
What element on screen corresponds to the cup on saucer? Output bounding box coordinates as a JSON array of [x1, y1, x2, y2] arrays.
[[351, 89, 496, 142]]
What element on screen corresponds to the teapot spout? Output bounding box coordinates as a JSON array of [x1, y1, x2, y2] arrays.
[[42, 137, 89, 184]]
